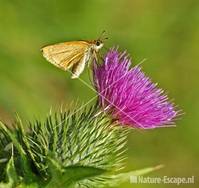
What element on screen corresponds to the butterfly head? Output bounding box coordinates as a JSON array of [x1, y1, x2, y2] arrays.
[[93, 39, 104, 51], [93, 31, 108, 52]]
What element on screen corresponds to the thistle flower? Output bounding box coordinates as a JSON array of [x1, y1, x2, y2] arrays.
[[93, 49, 179, 129]]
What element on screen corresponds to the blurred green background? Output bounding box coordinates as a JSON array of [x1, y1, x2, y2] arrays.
[[0, 0, 198, 187]]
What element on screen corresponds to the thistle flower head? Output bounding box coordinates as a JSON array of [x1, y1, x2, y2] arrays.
[[93, 49, 179, 129], [0, 106, 128, 187]]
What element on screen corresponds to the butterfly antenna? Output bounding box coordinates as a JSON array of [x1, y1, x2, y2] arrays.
[[98, 30, 108, 41]]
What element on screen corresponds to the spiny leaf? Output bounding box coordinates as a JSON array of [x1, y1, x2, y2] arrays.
[[0, 128, 11, 181], [46, 157, 106, 188], [0, 153, 17, 188], [99, 164, 164, 187], [6, 148, 18, 186]]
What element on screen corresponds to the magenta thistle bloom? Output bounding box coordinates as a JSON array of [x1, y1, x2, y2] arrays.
[[93, 49, 179, 129]]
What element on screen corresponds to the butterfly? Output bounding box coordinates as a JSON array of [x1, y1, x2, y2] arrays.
[[41, 32, 107, 79]]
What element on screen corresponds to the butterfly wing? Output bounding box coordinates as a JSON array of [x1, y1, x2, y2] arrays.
[[71, 52, 91, 79], [41, 41, 90, 71]]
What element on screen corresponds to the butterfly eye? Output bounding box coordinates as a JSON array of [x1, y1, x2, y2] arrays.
[[96, 41, 101, 46]]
